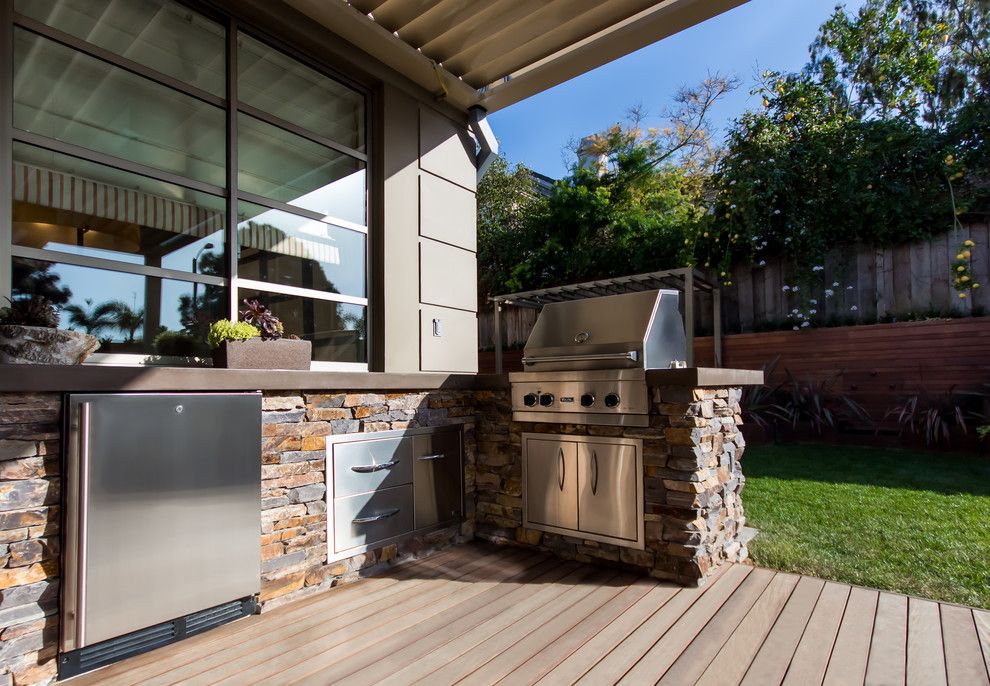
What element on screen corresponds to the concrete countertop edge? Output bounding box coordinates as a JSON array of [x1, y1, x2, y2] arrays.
[[0, 365, 763, 393]]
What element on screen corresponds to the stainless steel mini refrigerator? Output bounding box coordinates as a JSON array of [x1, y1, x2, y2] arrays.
[[60, 393, 262, 678]]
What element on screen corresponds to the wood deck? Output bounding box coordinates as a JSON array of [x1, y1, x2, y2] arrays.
[[64, 542, 990, 686]]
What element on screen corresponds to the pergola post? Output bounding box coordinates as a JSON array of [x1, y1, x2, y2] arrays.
[[493, 301, 503, 374], [684, 269, 694, 367], [713, 287, 722, 368]]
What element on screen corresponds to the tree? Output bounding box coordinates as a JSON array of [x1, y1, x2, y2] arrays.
[[63, 299, 118, 336], [11, 259, 71, 305], [107, 301, 145, 343]]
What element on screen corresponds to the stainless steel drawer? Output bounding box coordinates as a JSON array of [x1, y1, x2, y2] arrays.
[[333, 485, 414, 555], [332, 437, 413, 498], [413, 431, 463, 529]]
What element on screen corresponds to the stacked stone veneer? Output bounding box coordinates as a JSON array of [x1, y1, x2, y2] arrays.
[[258, 390, 477, 609], [474, 385, 748, 586], [0, 394, 61, 686]]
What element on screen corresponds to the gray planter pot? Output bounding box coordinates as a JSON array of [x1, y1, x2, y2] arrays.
[[212, 338, 312, 370], [0, 325, 100, 365]]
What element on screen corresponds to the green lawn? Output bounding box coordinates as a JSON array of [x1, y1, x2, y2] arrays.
[[742, 443, 990, 609]]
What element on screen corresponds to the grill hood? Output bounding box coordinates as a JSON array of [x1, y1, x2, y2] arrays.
[[521, 290, 687, 371]]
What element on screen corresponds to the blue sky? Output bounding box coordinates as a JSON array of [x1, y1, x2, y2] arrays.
[[489, 0, 866, 179]]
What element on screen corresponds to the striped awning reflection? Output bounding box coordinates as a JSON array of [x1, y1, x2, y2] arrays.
[[13, 161, 340, 264]]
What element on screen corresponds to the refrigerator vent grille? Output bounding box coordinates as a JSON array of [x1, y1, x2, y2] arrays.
[[59, 597, 255, 679]]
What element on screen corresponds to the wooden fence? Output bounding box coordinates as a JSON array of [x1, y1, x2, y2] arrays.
[[478, 222, 990, 347], [723, 221, 990, 332]]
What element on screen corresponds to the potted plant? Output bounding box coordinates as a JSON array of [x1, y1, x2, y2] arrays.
[[209, 299, 311, 370], [0, 295, 100, 365]]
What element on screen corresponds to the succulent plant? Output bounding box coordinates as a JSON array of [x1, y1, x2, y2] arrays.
[[207, 319, 260, 349], [0, 296, 60, 329], [239, 299, 284, 341]]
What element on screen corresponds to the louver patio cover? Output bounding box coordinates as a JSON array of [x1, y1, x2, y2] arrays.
[[282, 0, 748, 112], [13, 161, 342, 264]]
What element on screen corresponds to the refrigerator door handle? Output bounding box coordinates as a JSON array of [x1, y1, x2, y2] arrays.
[[77, 401, 91, 649]]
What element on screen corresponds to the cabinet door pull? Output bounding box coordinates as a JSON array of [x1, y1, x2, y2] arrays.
[[351, 460, 399, 473], [591, 449, 599, 496], [418, 453, 445, 461], [558, 447, 565, 491], [353, 508, 400, 524]]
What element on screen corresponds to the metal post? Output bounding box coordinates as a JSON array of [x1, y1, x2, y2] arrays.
[[493, 301, 503, 374], [684, 269, 694, 367], [713, 287, 722, 368], [0, 1, 13, 303], [225, 17, 240, 320]]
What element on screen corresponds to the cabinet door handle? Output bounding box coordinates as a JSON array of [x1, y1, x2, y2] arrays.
[[418, 453, 445, 461], [591, 449, 599, 496], [558, 447, 565, 491], [351, 460, 399, 473], [353, 508, 400, 524]]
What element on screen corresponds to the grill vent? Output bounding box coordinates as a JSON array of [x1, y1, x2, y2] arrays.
[[60, 597, 256, 680]]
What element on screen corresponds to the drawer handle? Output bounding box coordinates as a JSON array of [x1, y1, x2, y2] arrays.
[[352, 508, 400, 524], [558, 447, 565, 491], [591, 449, 599, 496], [351, 460, 399, 473], [418, 453, 446, 461]]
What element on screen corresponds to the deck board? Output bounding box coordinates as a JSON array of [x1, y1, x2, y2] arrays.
[[59, 543, 990, 686]]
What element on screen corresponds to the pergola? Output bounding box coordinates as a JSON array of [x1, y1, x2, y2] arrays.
[[488, 267, 722, 373]]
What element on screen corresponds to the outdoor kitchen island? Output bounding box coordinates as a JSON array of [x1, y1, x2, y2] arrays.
[[473, 366, 762, 587]]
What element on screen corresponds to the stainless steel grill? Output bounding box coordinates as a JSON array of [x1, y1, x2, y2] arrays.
[[509, 290, 687, 426]]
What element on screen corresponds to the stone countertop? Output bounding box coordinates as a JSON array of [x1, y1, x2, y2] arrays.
[[645, 367, 764, 388], [0, 365, 762, 393]]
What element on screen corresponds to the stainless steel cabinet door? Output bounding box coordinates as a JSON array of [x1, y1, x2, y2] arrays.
[[413, 432, 462, 529], [577, 441, 639, 542], [524, 438, 578, 531], [63, 393, 261, 650]]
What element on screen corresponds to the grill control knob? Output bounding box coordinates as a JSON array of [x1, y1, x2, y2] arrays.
[[539, 393, 555, 407], [523, 393, 538, 407], [580, 393, 595, 407], [604, 393, 621, 408]]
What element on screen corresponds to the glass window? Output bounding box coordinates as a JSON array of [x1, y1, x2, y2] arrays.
[[237, 113, 366, 225], [12, 257, 225, 357], [238, 32, 364, 151], [13, 29, 226, 187], [12, 143, 226, 275], [14, 0, 226, 97], [239, 289, 367, 364], [237, 203, 365, 297]]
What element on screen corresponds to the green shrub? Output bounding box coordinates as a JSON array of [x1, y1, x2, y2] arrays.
[[153, 330, 202, 357], [207, 319, 260, 349]]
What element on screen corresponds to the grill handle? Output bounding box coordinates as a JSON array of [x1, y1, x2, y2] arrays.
[[522, 351, 638, 366]]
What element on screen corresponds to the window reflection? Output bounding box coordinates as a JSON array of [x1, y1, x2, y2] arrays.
[[237, 113, 366, 225], [11, 143, 226, 274], [14, 29, 227, 187], [237, 202, 365, 297], [12, 257, 225, 357], [239, 289, 366, 364], [14, 0, 226, 97], [238, 32, 364, 151]]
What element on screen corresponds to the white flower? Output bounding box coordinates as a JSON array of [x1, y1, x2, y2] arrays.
[[730, 204, 737, 209], [824, 288, 834, 297], [801, 321, 810, 328], [850, 305, 858, 312], [784, 237, 792, 243], [810, 308, 817, 315], [792, 308, 799, 314], [759, 260, 767, 267], [782, 285, 791, 291], [812, 265, 824, 272], [832, 281, 840, 287], [729, 180, 736, 186], [809, 299, 818, 305], [846, 285, 854, 290], [792, 286, 800, 292], [792, 326, 799, 331], [773, 209, 781, 215]]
